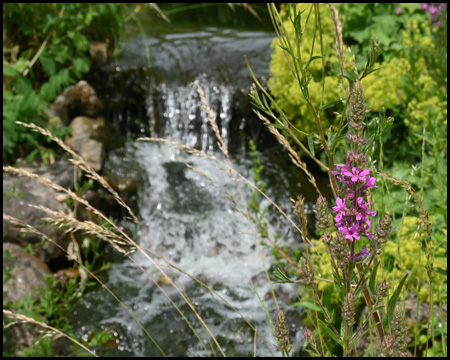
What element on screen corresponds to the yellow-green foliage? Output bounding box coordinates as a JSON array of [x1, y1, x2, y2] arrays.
[[309, 216, 447, 303], [382, 216, 447, 301], [269, 11, 446, 140], [362, 20, 447, 136], [268, 4, 343, 136]]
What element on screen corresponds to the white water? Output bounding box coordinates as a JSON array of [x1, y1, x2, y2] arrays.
[[72, 28, 313, 357]]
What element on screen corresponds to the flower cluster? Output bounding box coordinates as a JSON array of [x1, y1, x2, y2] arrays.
[[421, 3, 447, 27], [331, 162, 378, 241]]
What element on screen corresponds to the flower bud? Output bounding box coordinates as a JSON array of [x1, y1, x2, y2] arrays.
[[315, 195, 332, 228], [376, 280, 390, 299], [342, 292, 356, 326], [349, 80, 366, 125], [275, 310, 290, 345], [376, 214, 392, 246]]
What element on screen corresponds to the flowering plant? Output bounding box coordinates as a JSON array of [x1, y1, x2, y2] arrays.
[[247, 4, 433, 357]]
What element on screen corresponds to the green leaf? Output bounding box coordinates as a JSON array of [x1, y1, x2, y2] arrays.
[[26, 149, 40, 163], [362, 67, 382, 79], [3, 65, 18, 77], [369, 261, 380, 294], [72, 56, 90, 78], [304, 56, 323, 73], [350, 321, 381, 347], [331, 270, 346, 302], [341, 71, 358, 88], [308, 134, 315, 156], [318, 319, 342, 345], [434, 267, 447, 277], [383, 273, 409, 331], [363, 343, 373, 357], [39, 53, 56, 76], [354, 276, 369, 299], [265, 122, 285, 130], [276, 43, 293, 57], [319, 100, 343, 112], [292, 301, 324, 313]]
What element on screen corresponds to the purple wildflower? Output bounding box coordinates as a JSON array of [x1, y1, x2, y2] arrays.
[[396, 8, 402, 15], [351, 246, 370, 262], [344, 167, 371, 183], [341, 224, 361, 241], [420, 3, 447, 26], [333, 197, 346, 213]]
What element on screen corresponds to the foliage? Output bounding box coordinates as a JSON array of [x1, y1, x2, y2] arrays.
[[3, 3, 126, 164], [268, 3, 447, 167], [338, 3, 428, 66], [249, 3, 447, 357], [267, 4, 342, 139], [3, 234, 111, 357]]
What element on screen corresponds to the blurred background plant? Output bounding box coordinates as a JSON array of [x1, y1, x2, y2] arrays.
[[3, 3, 127, 164]]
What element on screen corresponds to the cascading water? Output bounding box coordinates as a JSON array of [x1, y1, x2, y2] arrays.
[[73, 25, 325, 356], [147, 78, 234, 153]]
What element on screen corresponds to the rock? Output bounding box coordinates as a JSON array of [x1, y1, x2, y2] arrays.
[[68, 116, 107, 144], [66, 137, 104, 172], [3, 170, 71, 262], [56, 267, 80, 282], [75, 80, 103, 117], [103, 170, 138, 193], [16, 158, 75, 190], [3, 322, 44, 356], [65, 116, 107, 171], [89, 42, 108, 64], [44, 80, 103, 124], [3, 243, 52, 303]]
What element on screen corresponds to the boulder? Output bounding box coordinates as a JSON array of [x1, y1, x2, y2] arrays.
[[89, 41, 108, 64], [65, 116, 107, 171], [15, 158, 75, 190], [75, 80, 103, 117], [44, 80, 103, 124], [3, 243, 52, 304], [3, 168, 71, 262]]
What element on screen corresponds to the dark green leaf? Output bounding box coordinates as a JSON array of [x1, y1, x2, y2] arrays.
[[383, 273, 408, 330], [276, 43, 293, 57], [308, 133, 315, 156], [341, 71, 358, 88], [304, 56, 323, 73], [318, 319, 342, 344], [369, 261, 380, 294], [434, 267, 447, 276], [354, 276, 369, 299], [39, 53, 56, 76], [319, 100, 343, 112]]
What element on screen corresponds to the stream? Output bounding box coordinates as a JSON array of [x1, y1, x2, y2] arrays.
[[72, 20, 330, 357]]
